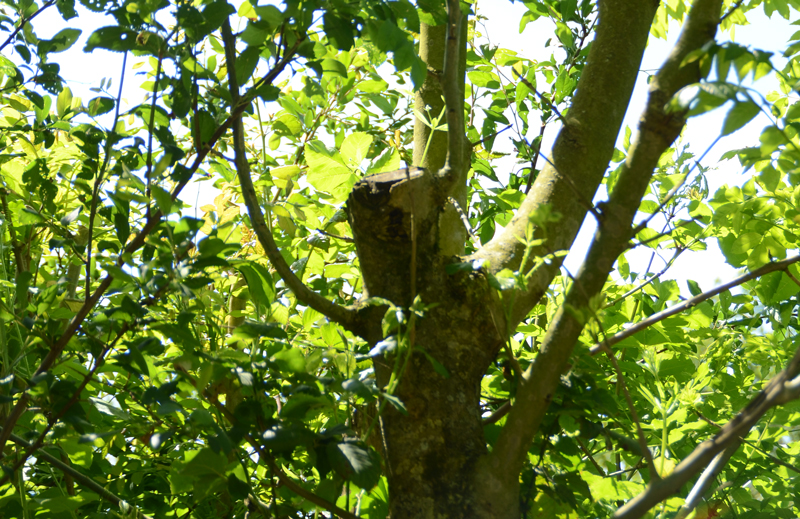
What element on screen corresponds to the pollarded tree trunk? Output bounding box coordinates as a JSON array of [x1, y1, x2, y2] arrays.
[[347, 168, 504, 518], [345, 1, 665, 517]]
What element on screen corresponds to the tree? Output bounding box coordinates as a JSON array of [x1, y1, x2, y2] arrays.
[[2, 0, 800, 517]]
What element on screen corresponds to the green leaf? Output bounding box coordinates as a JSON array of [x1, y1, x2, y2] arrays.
[[340, 132, 372, 171], [42, 28, 81, 53], [86, 96, 114, 117], [237, 262, 275, 312], [722, 100, 760, 136], [323, 12, 355, 50], [686, 279, 703, 297], [306, 140, 358, 201], [415, 347, 450, 378], [151, 185, 173, 215], [272, 347, 307, 373], [366, 147, 400, 175], [235, 46, 261, 87], [327, 441, 382, 489], [57, 86, 73, 118]]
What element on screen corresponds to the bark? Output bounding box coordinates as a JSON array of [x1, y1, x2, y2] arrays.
[[479, 0, 724, 514], [470, 0, 660, 327], [343, 0, 732, 516], [413, 17, 469, 257], [346, 0, 658, 516]]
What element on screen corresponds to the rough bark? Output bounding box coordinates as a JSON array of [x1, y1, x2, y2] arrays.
[[345, 0, 665, 516], [347, 167, 503, 518]]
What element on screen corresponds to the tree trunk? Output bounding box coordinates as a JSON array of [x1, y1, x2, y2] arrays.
[[347, 168, 507, 518]]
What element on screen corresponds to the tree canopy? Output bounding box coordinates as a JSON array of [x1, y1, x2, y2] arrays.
[[3, 0, 800, 518]]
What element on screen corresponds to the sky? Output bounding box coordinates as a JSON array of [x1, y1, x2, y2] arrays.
[[24, 0, 800, 294]]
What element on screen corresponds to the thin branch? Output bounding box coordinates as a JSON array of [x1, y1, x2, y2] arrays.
[[600, 343, 659, 480], [673, 441, 740, 519], [219, 20, 357, 330], [86, 51, 128, 302], [482, 400, 511, 425], [263, 457, 361, 519], [436, 0, 467, 186], [589, 255, 800, 355], [0, 0, 55, 53], [614, 344, 800, 519], [524, 123, 546, 194], [1, 428, 153, 519], [694, 409, 800, 474]]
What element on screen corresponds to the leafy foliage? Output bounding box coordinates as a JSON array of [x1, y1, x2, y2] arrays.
[[2, 0, 800, 518]]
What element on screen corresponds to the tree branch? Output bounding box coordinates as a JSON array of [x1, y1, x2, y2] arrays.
[[1, 428, 153, 519], [589, 255, 800, 355], [469, 0, 661, 328], [614, 344, 800, 519], [479, 0, 724, 495], [0, 0, 55, 53], [673, 440, 741, 519], [219, 20, 358, 331], [436, 0, 467, 189]]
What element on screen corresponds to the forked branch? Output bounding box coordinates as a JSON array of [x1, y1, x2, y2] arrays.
[[482, 0, 724, 494]]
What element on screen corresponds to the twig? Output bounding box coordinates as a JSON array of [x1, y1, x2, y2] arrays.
[[0, 0, 55, 53], [511, 70, 566, 123], [600, 343, 660, 480], [1, 428, 153, 518], [576, 438, 606, 475], [628, 220, 694, 250], [603, 246, 686, 309], [630, 136, 719, 239], [446, 196, 479, 247], [0, 188, 24, 274], [524, 124, 546, 194], [784, 266, 800, 288], [315, 228, 354, 243], [720, 0, 745, 22], [86, 51, 128, 302], [589, 255, 800, 355], [470, 124, 512, 148]]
